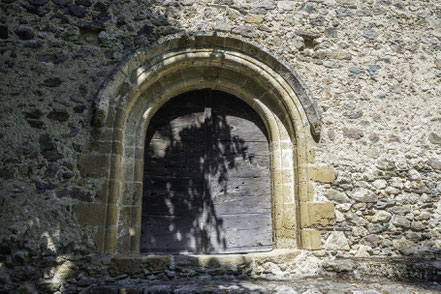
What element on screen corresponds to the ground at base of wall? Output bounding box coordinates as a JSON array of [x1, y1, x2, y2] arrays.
[[83, 277, 440, 294]]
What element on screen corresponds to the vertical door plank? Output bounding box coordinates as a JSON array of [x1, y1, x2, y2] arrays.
[[207, 92, 272, 253], [141, 92, 206, 253]]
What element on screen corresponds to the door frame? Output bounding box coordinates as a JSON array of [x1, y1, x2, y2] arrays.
[[83, 34, 334, 254]]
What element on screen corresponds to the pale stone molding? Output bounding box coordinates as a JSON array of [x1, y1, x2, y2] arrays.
[[86, 33, 332, 254]]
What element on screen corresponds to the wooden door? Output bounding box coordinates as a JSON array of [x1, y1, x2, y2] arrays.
[[141, 90, 272, 254]]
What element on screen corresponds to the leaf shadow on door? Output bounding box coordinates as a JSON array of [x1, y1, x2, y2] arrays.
[[140, 90, 271, 254]]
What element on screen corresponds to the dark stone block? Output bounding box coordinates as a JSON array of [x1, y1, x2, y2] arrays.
[[44, 164, 60, 178], [84, 286, 117, 294], [39, 134, 56, 152], [70, 95, 85, 103], [0, 25, 8, 39], [68, 4, 85, 17], [349, 67, 363, 74], [62, 171, 74, 179], [94, 1, 107, 11], [14, 26, 34, 40], [72, 143, 82, 152], [41, 77, 63, 87], [61, 125, 79, 138], [27, 119, 44, 129], [35, 181, 55, 193], [138, 25, 153, 36], [310, 16, 325, 27], [23, 40, 43, 48], [22, 4, 39, 14], [79, 84, 88, 95], [363, 28, 378, 40], [51, 0, 68, 6], [47, 109, 69, 122], [75, 0, 91, 7], [116, 16, 126, 26], [73, 105, 86, 113], [367, 64, 381, 76], [24, 109, 43, 119], [44, 150, 64, 161], [95, 10, 111, 22], [0, 168, 15, 180], [37, 54, 69, 64], [22, 4, 49, 16], [50, 12, 70, 23], [27, 0, 48, 5], [74, 45, 93, 58], [11, 266, 40, 282]]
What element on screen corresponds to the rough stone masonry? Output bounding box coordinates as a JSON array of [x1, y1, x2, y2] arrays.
[[0, 0, 440, 293]]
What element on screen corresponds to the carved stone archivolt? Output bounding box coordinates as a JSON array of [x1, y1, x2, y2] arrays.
[[85, 33, 334, 254]]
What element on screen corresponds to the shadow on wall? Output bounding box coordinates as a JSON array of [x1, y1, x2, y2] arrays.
[[1, 1, 441, 293], [141, 89, 272, 254], [0, 1, 187, 292]]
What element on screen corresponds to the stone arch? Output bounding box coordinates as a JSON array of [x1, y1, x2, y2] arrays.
[[83, 33, 334, 254]]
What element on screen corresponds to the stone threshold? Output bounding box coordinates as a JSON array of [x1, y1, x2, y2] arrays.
[[109, 249, 301, 276]]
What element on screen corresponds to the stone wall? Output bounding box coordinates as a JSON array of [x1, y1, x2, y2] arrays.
[[0, 0, 440, 292]]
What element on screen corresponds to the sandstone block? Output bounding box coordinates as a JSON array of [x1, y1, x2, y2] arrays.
[[301, 229, 321, 250], [77, 154, 117, 178], [245, 15, 264, 24], [298, 182, 314, 202], [94, 227, 106, 253], [309, 166, 335, 183], [300, 202, 335, 228], [73, 203, 107, 226]]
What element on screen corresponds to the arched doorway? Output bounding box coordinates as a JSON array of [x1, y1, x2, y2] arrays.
[[141, 89, 272, 253], [85, 34, 333, 254]]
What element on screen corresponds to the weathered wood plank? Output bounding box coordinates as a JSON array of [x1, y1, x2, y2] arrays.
[[208, 92, 272, 253], [141, 215, 204, 253], [207, 214, 272, 253]]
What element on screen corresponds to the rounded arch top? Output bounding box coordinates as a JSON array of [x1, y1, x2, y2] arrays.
[[90, 32, 334, 254], [95, 32, 321, 137]]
